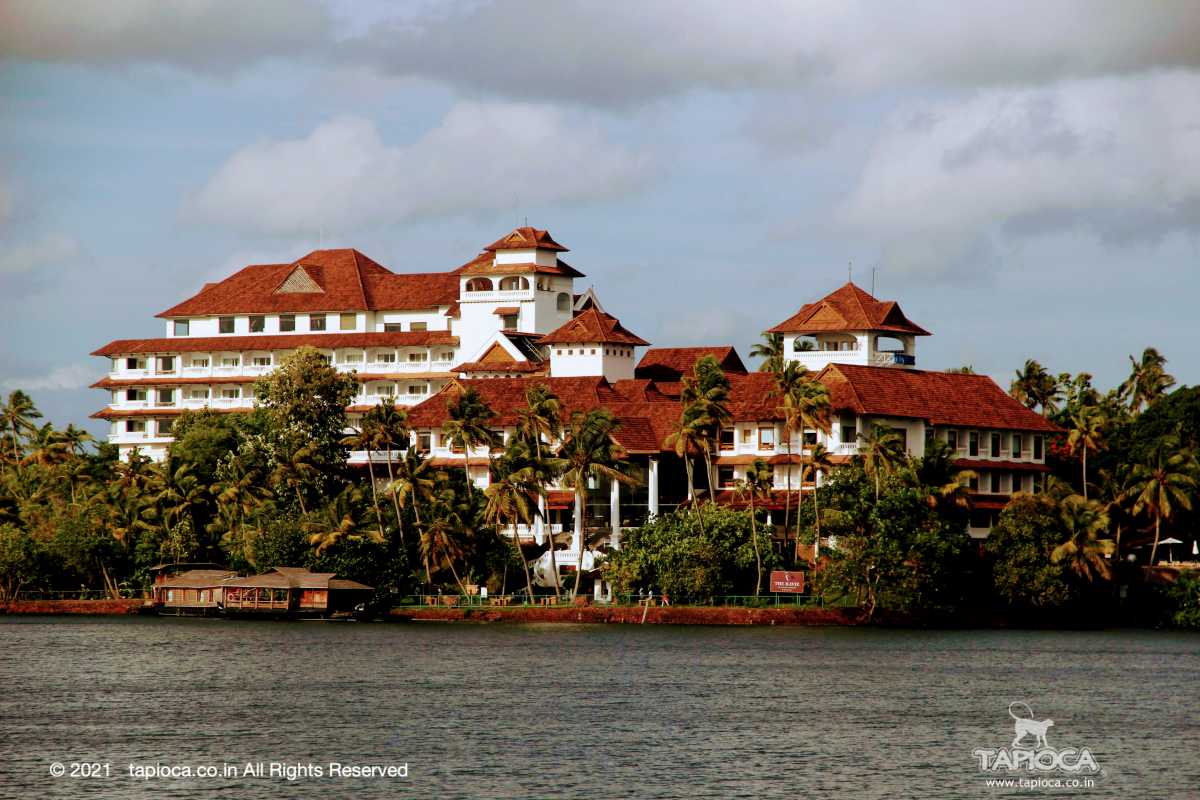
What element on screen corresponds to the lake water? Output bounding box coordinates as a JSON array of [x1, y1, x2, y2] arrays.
[[1, 617, 1197, 799]]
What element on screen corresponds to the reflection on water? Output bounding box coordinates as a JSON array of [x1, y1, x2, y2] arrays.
[[1, 618, 1197, 799]]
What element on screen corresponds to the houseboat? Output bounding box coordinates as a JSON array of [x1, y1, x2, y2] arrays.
[[151, 566, 373, 619]]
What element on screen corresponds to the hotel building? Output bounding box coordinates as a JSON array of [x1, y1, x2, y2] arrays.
[[92, 227, 1058, 574]]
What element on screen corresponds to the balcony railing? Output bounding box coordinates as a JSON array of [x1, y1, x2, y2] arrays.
[[461, 289, 535, 302]]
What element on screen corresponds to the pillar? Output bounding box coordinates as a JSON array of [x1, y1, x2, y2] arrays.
[[534, 493, 546, 546], [648, 456, 660, 518], [572, 488, 583, 552], [610, 474, 621, 549]]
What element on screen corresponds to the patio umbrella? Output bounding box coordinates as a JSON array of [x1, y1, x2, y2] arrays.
[[1160, 537, 1183, 563]]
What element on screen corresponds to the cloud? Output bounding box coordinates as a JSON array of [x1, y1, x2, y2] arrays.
[[1, 363, 99, 393], [0, 233, 79, 275], [345, 1, 1200, 105], [0, 0, 331, 73], [186, 104, 651, 235], [837, 72, 1200, 277]]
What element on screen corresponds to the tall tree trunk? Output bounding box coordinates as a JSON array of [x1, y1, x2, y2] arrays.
[[783, 436, 792, 538], [384, 444, 404, 545], [545, 510, 561, 600], [516, 512, 536, 601], [813, 473, 821, 562], [686, 457, 706, 535], [365, 451, 386, 543], [750, 495, 762, 596], [441, 534, 468, 595], [1081, 448, 1088, 501], [794, 455, 806, 562], [1149, 514, 1161, 565], [295, 486, 307, 515], [572, 485, 588, 598]]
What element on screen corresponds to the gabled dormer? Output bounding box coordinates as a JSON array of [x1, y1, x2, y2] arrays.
[[539, 307, 649, 382], [767, 282, 930, 371]]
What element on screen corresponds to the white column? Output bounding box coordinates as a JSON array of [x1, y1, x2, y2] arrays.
[[535, 493, 546, 546], [572, 488, 583, 552], [610, 475, 621, 548], [648, 457, 660, 518]]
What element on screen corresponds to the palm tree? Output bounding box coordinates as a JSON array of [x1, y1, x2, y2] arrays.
[[559, 408, 636, 598], [858, 424, 906, 501], [442, 388, 500, 492], [806, 443, 834, 560], [1, 390, 41, 465], [342, 418, 387, 544], [1121, 347, 1176, 413], [387, 447, 436, 583], [734, 458, 772, 594], [750, 332, 785, 373], [484, 461, 541, 600], [272, 445, 319, 514], [59, 424, 93, 457], [665, 412, 706, 531], [1130, 445, 1197, 565], [214, 457, 271, 559], [771, 361, 811, 535], [789, 379, 831, 552], [1097, 466, 1134, 562], [683, 356, 732, 500], [20, 423, 70, 468], [1066, 405, 1105, 500], [420, 503, 469, 595], [516, 384, 565, 594], [1052, 495, 1114, 582], [371, 403, 411, 540], [1010, 359, 1061, 416], [305, 487, 380, 555]]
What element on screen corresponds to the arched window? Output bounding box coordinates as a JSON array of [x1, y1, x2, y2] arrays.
[[465, 278, 493, 292], [793, 336, 817, 353], [499, 276, 529, 291], [556, 292, 571, 312]]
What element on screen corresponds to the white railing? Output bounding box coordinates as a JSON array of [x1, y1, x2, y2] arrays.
[[461, 289, 534, 303]]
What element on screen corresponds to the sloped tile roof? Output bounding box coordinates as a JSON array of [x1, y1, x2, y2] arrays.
[[767, 282, 931, 336], [92, 331, 458, 356], [819, 364, 1060, 432], [538, 308, 649, 346], [483, 226, 569, 252], [635, 346, 748, 380]]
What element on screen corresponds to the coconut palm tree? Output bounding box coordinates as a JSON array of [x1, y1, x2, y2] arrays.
[[858, 424, 906, 501], [789, 379, 831, 551], [342, 419, 387, 543], [806, 443, 835, 559], [1067, 405, 1105, 500], [370, 403, 411, 538], [20, 423, 70, 468], [305, 486, 380, 555], [387, 447, 436, 582], [1052, 495, 1114, 582], [665, 412, 706, 530], [734, 458, 772, 594], [1130, 445, 1197, 565], [750, 332, 785, 373], [1121, 347, 1176, 413], [559, 408, 636, 598], [1, 390, 41, 465], [484, 456, 541, 600], [516, 384, 565, 593], [59, 424, 93, 457], [1010, 359, 1061, 416], [771, 361, 811, 535], [442, 388, 500, 492], [420, 502, 469, 595], [683, 356, 732, 498]]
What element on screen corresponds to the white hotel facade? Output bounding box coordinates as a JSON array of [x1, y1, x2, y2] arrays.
[[93, 226, 1058, 553]]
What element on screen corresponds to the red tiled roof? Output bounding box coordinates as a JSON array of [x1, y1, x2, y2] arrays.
[[92, 331, 458, 356], [820, 364, 1060, 432], [483, 226, 568, 252], [635, 346, 748, 381], [92, 376, 259, 388], [492, 307, 520, 315], [452, 362, 545, 374], [460, 258, 585, 278], [538, 308, 649, 346], [157, 249, 458, 318], [406, 376, 679, 454], [727, 372, 785, 421], [767, 282, 931, 336]]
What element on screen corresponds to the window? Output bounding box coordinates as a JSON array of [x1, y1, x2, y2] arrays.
[[372, 384, 395, 397], [758, 426, 776, 451], [156, 388, 174, 405], [339, 313, 356, 331], [126, 420, 146, 433], [991, 433, 1002, 458], [309, 314, 327, 331], [219, 316, 235, 334], [1012, 473, 1024, 493], [158, 418, 174, 436], [500, 276, 529, 291], [501, 314, 518, 329], [279, 314, 295, 332], [384, 323, 403, 332], [804, 430, 818, 446], [126, 388, 146, 402], [252, 356, 271, 367], [408, 353, 427, 363], [719, 428, 735, 451], [557, 293, 571, 312], [968, 431, 979, 457], [718, 466, 736, 488], [187, 388, 209, 400], [925, 427, 935, 447], [969, 473, 979, 490], [158, 356, 174, 373], [407, 384, 428, 396], [437, 351, 454, 362], [126, 357, 143, 370], [375, 352, 396, 364], [221, 356, 240, 367], [191, 357, 209, 368], [221, 388, 240, 400], [891, 427, 908, 452], [1011, 434, 1023, 459], [249, 315, 265, 333], [990, 472, 1001, 493], [465, 278, 493, 292], [417, 431, 431, 452], [342, 352, 362, 364], [1033, 436, 1044, 460], [840, 419, 857, 444], [946, 430, 959, 451], [411, 321, 427, 332], [173, 319, 189, 336]]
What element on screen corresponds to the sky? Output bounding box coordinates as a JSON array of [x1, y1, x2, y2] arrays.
[[1, 0, 1198, 437]]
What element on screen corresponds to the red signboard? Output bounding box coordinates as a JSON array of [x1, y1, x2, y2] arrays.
[[769, 570, 805, 594]]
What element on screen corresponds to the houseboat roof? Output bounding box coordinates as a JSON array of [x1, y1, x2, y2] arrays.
[[156, 569, 239, 588], [221, 567, 372, 591]]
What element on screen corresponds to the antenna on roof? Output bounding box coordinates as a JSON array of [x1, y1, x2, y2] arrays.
[[871, 266, 876, 296], [848, 260, 852, 283], [524, 215, 528, 228]]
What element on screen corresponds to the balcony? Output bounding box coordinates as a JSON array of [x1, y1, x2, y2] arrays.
[[461, 288, 535, 303]]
